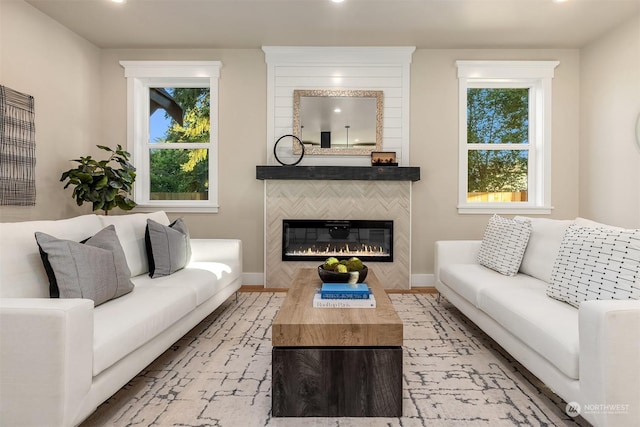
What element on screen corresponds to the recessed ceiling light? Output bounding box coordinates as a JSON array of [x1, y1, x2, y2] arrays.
[[111, 0, 127, 4], [334, 108, 341, 113], [331, 0, 345, 3]]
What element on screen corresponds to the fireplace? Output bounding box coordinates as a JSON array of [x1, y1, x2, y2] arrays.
[[263, 181, 411, 288], [282, 219, 393, 262]]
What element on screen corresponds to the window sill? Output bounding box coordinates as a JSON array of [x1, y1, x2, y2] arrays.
[[133, 205, 219, 214], [457, 205, 553, 215]]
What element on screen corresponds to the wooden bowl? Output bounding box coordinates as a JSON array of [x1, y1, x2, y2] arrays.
[[317, 265, 368, 283]]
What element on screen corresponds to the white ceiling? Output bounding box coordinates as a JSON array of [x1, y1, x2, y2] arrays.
[[24, 0, 640, 50]]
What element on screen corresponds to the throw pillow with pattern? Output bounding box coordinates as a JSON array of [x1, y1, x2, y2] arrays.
[[547, 225, 640, 307], [477, 214, 532, 276]]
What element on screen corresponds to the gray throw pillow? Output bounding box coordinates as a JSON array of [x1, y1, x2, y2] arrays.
[[145, 218, 191, 278], [35, 225, 134, 306]]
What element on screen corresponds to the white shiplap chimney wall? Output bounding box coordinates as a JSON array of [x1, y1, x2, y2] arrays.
[[263, 46, 415, 166]]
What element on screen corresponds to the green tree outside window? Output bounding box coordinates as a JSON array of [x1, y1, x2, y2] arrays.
[[467, 88, 529, 202], [149, 88, 210, 200]]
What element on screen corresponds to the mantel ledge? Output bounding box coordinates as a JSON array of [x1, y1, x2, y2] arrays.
[[256, 165, 420, 182]]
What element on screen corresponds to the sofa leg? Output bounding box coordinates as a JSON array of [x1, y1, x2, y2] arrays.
[[235, 291, 239, 303], [436, 292, 441, 304]]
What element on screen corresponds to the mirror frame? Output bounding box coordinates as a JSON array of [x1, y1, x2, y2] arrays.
[[292, 89, 384, 156]]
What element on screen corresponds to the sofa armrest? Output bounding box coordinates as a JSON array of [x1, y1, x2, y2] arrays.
[[579, 299, 640, 426], [0, 298, 94, 427], [190, 239, 242, 264], [434, 240, 482, 283]]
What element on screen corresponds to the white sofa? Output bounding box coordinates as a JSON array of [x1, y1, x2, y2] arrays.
[[0, 211, 242, 427], [435, 217, 640, 427]]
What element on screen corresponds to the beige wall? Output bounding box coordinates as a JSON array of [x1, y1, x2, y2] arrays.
[[580, 14, 640, 229], [0, 0, 585, 280], [106, 48, 580, 280], [0, 0, 101, 221], [410, 49, 581, 275], [100, 49, 267, 274]]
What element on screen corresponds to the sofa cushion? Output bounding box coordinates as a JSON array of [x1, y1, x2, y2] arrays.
[[99, 211, 170, 277], [0, 215, 103, 298], [547, 225, 640, 308], [34, 225, 134, 306], [515, 216, 573, 283], [574, 217, 624, 231], [477, 282, 580, 380], [440, 263, 544, 307], [133, 263, 230, 305], [477, 215, 532, 276], [188, 261, 238, 289], [145, 218, 191, 278], [92, 281, 196, 376]]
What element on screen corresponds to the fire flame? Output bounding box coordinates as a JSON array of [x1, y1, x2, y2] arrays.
[[286, 243, 389, 258]]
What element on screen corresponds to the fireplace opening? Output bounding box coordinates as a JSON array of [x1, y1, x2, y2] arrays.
[[282, 219, 393, 262]]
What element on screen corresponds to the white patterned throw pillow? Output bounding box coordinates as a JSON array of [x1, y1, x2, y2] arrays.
[[547, 225, 640, 308], [477, 214, 532, 276]]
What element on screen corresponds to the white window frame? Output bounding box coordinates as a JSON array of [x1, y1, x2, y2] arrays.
[[456, 60, 559, 215], [120, 61, 222, 213]]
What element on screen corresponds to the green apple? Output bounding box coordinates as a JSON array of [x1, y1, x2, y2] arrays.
[[334, 264, 348, 273], [323, 257, 339, 271]]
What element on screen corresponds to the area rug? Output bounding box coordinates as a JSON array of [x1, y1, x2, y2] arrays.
[[81, 293, 587, 426]]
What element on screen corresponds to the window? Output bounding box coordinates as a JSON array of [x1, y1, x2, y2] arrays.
[[457, 61, 558, 214], [121, 61, 222, 212]]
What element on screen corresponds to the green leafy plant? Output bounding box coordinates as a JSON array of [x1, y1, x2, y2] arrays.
[[60, 144, 136, 215]]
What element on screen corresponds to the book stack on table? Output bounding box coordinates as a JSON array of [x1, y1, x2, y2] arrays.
[[313, 283, 376, 308]]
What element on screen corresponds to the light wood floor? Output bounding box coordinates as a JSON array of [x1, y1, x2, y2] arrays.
[[239, 285, 437, 294]]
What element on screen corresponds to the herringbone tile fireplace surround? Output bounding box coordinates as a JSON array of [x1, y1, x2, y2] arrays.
[[264, 180, 411, 289]]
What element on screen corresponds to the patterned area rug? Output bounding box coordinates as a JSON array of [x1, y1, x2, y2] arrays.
[[81, 293, 587, 426]]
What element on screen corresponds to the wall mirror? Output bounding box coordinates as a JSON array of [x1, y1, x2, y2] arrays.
[[293, 89, 383, 155]]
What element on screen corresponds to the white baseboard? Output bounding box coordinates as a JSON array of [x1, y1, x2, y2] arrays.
[[243, 272, 435, 288], [411, 274, 435, 288], [242, 272, 265, 286]]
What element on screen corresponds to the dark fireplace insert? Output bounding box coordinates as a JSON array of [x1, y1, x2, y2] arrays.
[[282, 219, 393, 262]]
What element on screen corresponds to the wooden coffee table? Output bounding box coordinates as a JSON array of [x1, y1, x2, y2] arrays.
[[271, 268, 403, 417]]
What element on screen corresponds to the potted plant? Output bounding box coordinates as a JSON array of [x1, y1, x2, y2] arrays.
[[60, 144, 136, 215]]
